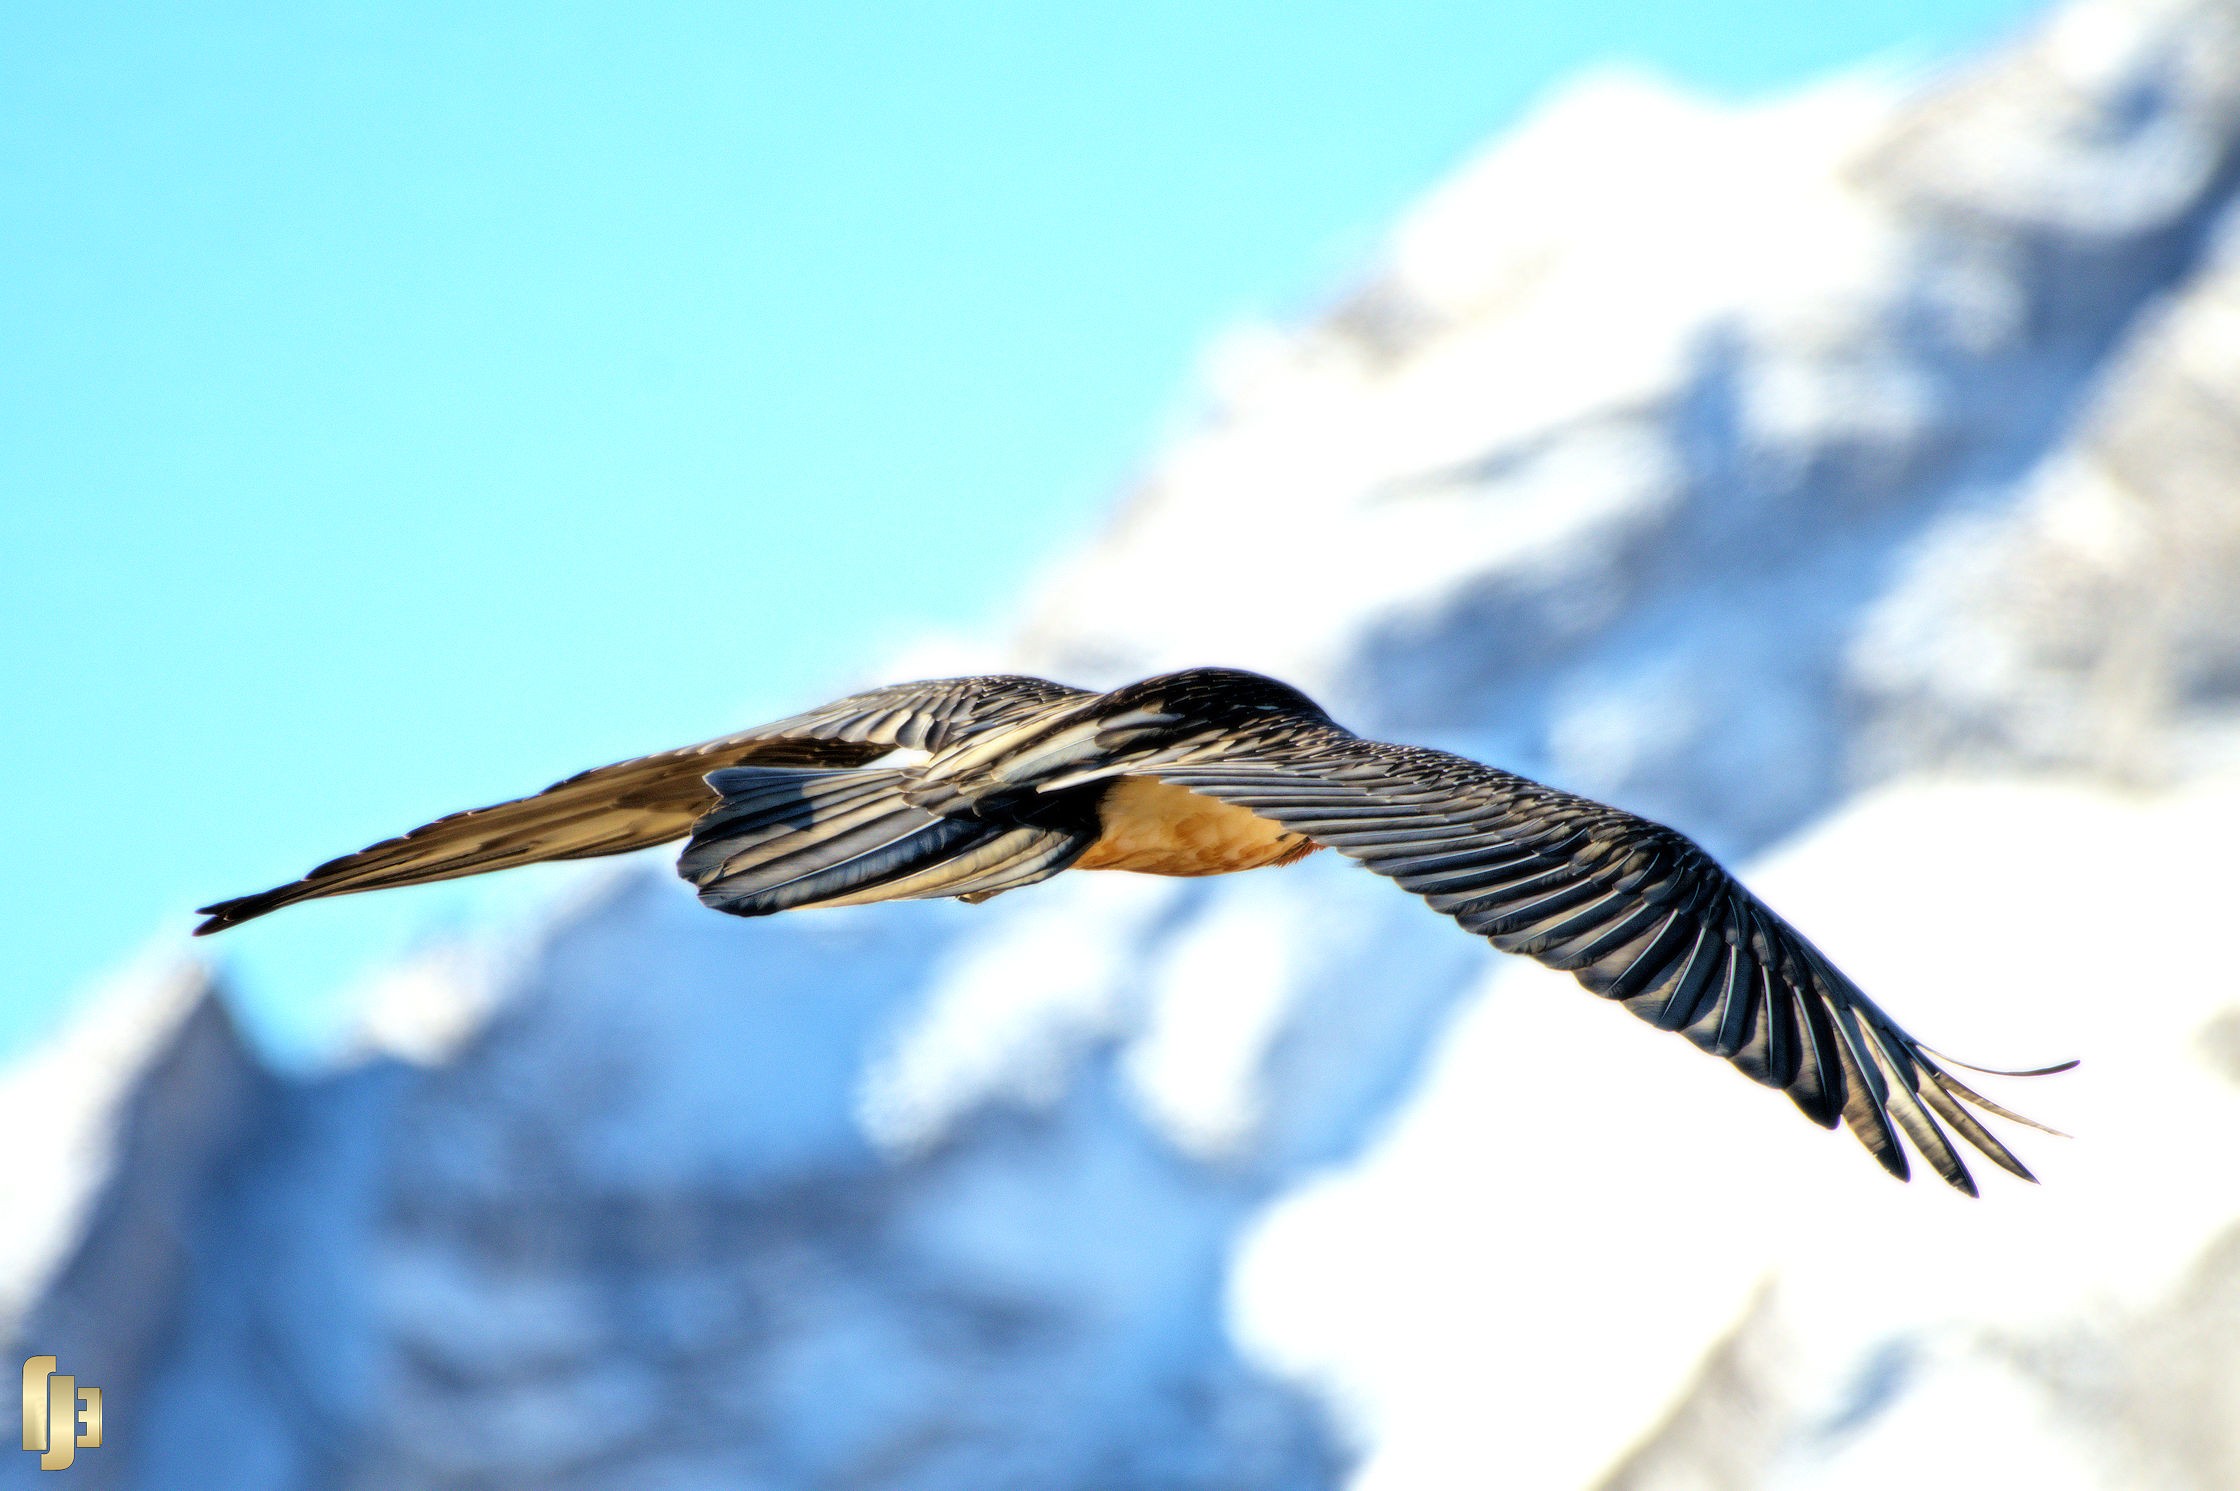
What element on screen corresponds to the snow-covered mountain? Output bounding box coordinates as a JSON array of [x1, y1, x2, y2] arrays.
[[13, 0, 2240, 1486]]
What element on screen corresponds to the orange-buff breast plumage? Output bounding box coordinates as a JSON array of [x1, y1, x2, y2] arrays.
[[1072, 775, 1320, 876]]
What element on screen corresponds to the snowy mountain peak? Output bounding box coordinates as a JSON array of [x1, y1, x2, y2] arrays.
[[16, 1, 2240, 1487]]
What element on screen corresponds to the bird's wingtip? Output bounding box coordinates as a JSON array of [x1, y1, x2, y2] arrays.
[[1921, 1045, 2080, 1079], [191, 891, 281, 936]]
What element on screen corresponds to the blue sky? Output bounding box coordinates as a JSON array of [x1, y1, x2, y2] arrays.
[[1, 1, 2040, 1065]]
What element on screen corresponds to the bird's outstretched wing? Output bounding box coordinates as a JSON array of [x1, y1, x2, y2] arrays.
[[1120, 721, 2065, 1193], [194, 675, 1084, 935]]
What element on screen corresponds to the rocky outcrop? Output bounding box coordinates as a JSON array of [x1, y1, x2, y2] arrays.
[[4, 972, 280, 1491]]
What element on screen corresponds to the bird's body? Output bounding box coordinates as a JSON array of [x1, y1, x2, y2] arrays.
[[199, 666, 2067, 1192]]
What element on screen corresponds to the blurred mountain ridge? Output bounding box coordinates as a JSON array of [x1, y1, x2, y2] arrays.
[[12, 0, 2240, 1486]]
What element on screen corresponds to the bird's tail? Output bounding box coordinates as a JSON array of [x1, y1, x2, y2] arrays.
[[679, 766, 1093, 916]]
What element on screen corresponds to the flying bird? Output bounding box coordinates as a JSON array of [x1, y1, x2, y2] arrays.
[[197, 667, 2067, 1192]]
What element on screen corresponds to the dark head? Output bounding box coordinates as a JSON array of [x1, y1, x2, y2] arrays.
[[1101, 667, 1334, 728]]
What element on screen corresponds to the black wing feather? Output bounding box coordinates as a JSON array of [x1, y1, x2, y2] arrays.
[[1128, 719, 2062, 1192]]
